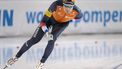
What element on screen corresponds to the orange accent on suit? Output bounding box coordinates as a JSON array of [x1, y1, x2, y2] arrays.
[[52, 6, 78, 23]]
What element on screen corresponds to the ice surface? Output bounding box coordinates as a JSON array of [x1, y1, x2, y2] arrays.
[[0, 34, 122, 69]]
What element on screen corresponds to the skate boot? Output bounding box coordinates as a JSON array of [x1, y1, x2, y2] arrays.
[[36, 62, 45, 69], [3, 56, 18, 69]]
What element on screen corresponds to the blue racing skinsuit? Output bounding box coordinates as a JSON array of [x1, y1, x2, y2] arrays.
[[16, 0, 82, 63]]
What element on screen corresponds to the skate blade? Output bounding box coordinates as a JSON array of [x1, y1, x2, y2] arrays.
[[3, 65, 8, 69]]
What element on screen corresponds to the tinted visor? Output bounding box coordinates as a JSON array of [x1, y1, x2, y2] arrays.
[[63, 3, 74, 8]]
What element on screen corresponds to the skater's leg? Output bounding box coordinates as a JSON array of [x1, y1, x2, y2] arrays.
[[4, 26, 45, 69], [40, 23, 69, 63], [40, 40, 55, 63], [16, 26, 45, 58]]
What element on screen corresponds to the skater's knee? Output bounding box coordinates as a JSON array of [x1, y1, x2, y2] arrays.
[[26, 37, 40, 46], [31, 37, 40, 44], [48, 40, 56, 45]]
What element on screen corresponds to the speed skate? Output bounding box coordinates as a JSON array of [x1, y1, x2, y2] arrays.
[[3, 56, 18, 69]]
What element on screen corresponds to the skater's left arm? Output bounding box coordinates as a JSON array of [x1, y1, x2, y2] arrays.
[[40, 1, 57, 32]]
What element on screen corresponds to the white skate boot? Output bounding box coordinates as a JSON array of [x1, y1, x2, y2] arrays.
[[3, 56, 18, 69], [36, 62, 45, 69]]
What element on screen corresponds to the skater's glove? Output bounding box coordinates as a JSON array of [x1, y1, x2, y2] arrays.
[[40, 22, 53, 40], [41, 26, 53, 40], [41, 25, 49, 33], [40, 22, 49, 33], [46, 26, 53, 40]]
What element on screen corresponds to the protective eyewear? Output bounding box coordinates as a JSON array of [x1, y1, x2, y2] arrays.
[[63, 3, 74, 8]]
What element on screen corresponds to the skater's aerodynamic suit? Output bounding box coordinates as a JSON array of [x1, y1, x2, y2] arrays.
[[15, 0, 82, 63]]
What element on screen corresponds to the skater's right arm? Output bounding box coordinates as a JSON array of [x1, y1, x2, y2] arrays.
[[40, 1, 57, 33]]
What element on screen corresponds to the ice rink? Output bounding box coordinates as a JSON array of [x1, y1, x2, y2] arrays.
[[0, 34, 122, 69], [1, 0, 122, 69]]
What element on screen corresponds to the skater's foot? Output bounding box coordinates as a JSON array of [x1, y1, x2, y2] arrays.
[[3, 56, 18, 69], [36, 62, 45, 69], [7, 56, 18, 66]]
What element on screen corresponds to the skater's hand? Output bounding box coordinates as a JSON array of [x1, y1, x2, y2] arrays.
[[42, 26, 53, 40], [40, 22, 48, 33], [46, 26, 53, 40], [41, 25, 49, 33]]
